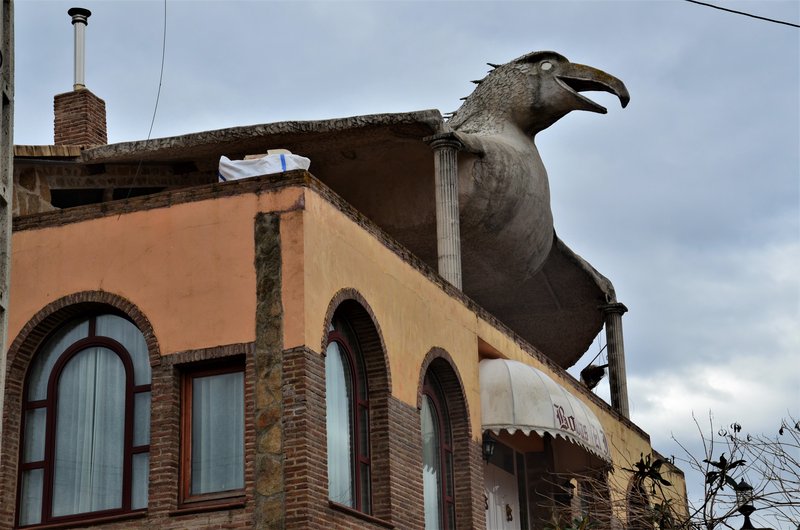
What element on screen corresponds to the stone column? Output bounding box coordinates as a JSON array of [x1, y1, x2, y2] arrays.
[[426, 132, 464, 289], [601, 302, 630, 418]]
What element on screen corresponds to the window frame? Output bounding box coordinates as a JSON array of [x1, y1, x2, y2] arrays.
[[179, 361, 246, 506], [422, 374, 455, 530], [325, 325, 372, 514], [627, 480, 651, 530], [15, 314, 151, 528]]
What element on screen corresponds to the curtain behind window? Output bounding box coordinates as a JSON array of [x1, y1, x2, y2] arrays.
[[191, 371, 244, 495], [52, 347, 125, 516], [326, 341, 354, 506], [422, 395, 442, 530]]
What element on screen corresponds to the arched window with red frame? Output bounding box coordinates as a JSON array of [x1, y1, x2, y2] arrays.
[[16, 313, 150, 527], [421, 371, 455, 530], [325, 314, 371, 513]]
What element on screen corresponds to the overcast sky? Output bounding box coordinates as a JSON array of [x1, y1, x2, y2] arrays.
[[14, 0, 800, 526]]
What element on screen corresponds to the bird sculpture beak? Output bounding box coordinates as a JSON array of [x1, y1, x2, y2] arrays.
[[556, 63, 630, 114]]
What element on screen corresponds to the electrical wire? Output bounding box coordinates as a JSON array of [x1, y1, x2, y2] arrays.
[[147, 0, 168, 142], [120, 0, 167, 208], [684, 0, 800, 29], [587, 342, 608, 366]]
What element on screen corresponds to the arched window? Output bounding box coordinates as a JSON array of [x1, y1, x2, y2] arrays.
[[627, 481, 650, 530], [421, 372, 455, 530], [16, 314, 151, 527], [325, 315, 371, 513]]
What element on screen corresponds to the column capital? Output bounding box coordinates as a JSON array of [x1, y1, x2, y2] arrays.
[[600, 302, 628, 316], [423, 131, 463, 151]]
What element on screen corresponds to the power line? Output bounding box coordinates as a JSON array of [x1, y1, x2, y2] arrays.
[[119, 0, 167, 211], [147, 0, 168, 141], [684, 0, 800, 29]]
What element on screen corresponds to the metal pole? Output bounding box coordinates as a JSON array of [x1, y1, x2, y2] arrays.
[[68, 7, 91, 90]]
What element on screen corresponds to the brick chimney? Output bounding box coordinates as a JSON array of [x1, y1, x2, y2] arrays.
[[54, 88, 107, 146], [54, 7, 107, 146]]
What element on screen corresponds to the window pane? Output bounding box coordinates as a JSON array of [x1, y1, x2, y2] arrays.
[[27, 318, 90, 401], [326, 341, 354, 507], [96, 314, 150, 385], [52, 347, 125, 517], [23, 408, 46, 463], [421, 396, 442, 530], [332, 317, 367, 401], [132, 453, 149, 510], [191, 371, 244, 495], [18, 468, 43, 526], [133, 391, 151, 447]]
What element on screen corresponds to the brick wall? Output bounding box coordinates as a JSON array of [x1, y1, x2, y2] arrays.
[[53, 88, 107, 146], [0, 292, 256, 530], [0, 309, 491, 530], [2, 187, 496, 529]]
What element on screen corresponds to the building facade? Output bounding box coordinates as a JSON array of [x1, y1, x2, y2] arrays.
[[0, 35, 687, 529], [0, 167, 686, 529]]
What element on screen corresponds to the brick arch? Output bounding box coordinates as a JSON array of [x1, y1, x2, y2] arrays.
[[7, 290, 160, 376], [319, 288, 393, 521], [320, 287, 391, 392], [580, 470, 613, 527], [417, 347, 482, 530], [626, 475, 652, 530], [0, 291, 160, 528]]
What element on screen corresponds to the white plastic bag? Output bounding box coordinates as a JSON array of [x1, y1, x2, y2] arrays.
[[218, 152, 311, 182]]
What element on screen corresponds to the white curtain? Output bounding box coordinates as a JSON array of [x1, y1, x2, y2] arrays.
[[96, 314, 151, 385], [52, 347, 125, 516], [26, 319, 90, 401], [131, 453, 149, 510], [191, 372, 244, 495], [422, 395, 442, 530], [18, 469, 44, 526], [326, 341, 354, 507]]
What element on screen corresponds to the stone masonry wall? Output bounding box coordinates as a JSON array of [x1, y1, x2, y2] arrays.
[[13, 166, 54, 216]]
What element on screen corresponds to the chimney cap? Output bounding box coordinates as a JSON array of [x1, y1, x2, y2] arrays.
[[68, 7, 91, 23]]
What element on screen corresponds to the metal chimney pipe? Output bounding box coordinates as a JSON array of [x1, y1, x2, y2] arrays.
[[68, 7, 91, 90]]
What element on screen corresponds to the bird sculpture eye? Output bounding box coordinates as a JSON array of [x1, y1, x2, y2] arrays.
[[540, 61, 553, 71]]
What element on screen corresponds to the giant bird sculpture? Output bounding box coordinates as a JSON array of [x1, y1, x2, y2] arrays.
[[86, 50, 630, 368], [448, 50, 629, 301]]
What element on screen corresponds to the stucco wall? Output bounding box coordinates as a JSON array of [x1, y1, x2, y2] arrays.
[[8, 187, 303, 355]]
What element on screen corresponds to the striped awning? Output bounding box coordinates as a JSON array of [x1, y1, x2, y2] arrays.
[[480, 359, 611, 461]]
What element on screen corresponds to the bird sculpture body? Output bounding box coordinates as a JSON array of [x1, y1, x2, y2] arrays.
[[446, 51, 630, 308]]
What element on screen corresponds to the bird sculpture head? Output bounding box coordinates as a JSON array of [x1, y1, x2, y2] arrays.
[[449, 51, 630, 137]]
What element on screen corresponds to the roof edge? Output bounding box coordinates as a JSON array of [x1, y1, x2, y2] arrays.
[[80, 109, 445, 164]]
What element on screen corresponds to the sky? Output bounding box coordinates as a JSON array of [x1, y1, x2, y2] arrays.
[[13, 0, 800, 526]]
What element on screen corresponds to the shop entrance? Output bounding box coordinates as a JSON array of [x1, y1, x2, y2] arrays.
[[484, 441, 528, 530]]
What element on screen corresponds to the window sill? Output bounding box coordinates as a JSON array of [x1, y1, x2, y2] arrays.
[[18, 510, 146, 530], [171, 496, 246, 516], [328, 501, 394, 529]]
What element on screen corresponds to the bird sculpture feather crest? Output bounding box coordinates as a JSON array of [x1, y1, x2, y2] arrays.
[[435, 52, 629, 348]]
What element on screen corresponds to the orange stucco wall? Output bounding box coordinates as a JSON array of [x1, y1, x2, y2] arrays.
[[9, 187, 303, 355]]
